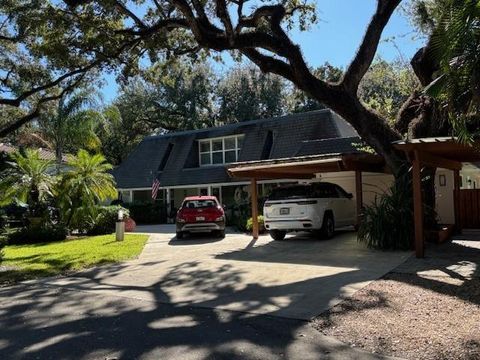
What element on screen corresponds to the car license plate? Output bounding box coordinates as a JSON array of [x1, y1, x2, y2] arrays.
[[279, 208, 290, 215], [196, 216, 205, 221]]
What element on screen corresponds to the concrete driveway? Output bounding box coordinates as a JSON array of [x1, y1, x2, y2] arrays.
[[0, 227, 410, 359], [40, 226, 411, 320]]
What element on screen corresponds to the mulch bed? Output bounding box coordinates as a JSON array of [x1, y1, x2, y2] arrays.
[[313, 272, 480, 360]]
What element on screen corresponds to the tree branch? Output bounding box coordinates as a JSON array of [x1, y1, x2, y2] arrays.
[[0, 74, 87, 137], [342, 0, 402, 92], [0, 61, 100, 107]]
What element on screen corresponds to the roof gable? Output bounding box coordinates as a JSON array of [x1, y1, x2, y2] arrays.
[[113, 109, 360, 188]]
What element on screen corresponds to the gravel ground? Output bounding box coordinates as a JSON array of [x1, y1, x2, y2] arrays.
[[313, 272, 480, 360]]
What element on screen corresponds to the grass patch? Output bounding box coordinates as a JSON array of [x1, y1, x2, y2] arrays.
[[0, 234, 149, 285]]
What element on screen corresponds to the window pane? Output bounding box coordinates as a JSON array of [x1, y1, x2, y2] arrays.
[[212, 139, 223, 151], [225, 150, 236, 163], [224, 137, 236, 150], [200, 141, 210, 153], [212, 152, 223, 164], [200, 153, 211, 165], [236, 135, 244, 148]]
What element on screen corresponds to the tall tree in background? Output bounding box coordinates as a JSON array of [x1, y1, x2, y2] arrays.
[[217, 66, 286, 122], [33, 90, 101, 169], [359, 57, 420, 124], [287, 63, 343, 113], [2, 0, 477, 175], [97, 105, 141, 166]]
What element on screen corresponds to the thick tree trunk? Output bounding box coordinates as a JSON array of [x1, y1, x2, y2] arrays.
[[308, 86, 407, 175]]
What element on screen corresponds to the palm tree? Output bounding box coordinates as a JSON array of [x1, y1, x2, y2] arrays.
[[425, 0, 480, 143], [33, 90, 102, 171], [57, 149, 117, 231], [0, 149, 56, 218]]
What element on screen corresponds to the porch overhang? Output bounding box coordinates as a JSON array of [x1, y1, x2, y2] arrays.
[[394, 137, 480, 258], [227, 152, 388, 240], [227, 153, 388, 180]]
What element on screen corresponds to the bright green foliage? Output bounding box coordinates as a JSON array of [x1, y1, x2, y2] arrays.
[[0, 149, 55, 216], [217, 66, 286, 122], [35, 90, 102, 167], [359, 58, 420, 124], [358, 169, 436, 250], [246, 215, 265, 233], [87, 205, 129, 235], [57, 150, 117, 230], [0, 233, 148, 284], [358, 172, 415, 250], [423, 0, 480, 143]]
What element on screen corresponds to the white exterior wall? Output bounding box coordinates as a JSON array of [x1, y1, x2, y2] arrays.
[[435, 169, 455, 224], [317, 171, 394, 208]]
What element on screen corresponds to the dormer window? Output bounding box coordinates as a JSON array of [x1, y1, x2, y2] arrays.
[[199, 135, 244, 166]]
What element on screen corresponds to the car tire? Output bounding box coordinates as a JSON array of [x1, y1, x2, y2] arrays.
[[217, 230, 225, 238], [270, 230, 286, 241], [321, 213, 335, 239], [176, 231, 184, 239]]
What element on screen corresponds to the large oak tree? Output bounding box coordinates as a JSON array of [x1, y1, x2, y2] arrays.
[[1, 0, 448, 175]]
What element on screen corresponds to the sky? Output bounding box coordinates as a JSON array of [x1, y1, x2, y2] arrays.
[[99, 0, 425, 103]]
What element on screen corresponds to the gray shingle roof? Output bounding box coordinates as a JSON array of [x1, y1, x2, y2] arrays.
[[296, 136, 363, 157], [0, 143, 68, 162], [112, 109, 359, 188]]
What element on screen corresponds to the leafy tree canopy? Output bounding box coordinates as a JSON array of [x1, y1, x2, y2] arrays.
[[359, 57, 420, 124]]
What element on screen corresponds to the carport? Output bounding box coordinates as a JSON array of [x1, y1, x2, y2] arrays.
[[227, 153, 388, 239], [394, 137, 480, 258]]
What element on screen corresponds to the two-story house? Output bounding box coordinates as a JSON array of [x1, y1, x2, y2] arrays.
[[113, 110, 391, 213]]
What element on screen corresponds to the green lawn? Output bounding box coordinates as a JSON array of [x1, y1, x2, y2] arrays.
[[0, 234, 149, 285]]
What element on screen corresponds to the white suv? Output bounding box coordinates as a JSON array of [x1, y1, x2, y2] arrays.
[[263, 182, 355, 240]]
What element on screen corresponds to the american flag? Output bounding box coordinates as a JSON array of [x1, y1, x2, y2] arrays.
[[151, 178, 161, 199]]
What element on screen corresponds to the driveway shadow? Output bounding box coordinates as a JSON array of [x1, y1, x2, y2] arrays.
[[168, 232, 224, 246], [0, 252, 393, 360]]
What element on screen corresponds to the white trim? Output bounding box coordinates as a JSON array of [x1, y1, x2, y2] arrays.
[[117, 187, 152, 191], [118, 179, 299, 191], [199, 134, 244, 166]]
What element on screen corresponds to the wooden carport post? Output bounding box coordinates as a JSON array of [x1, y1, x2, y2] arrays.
[[453, 169, 461, 232], [412, 150, 424, 258], [251, 178, 259, 239], [355, 170, 363, 227]]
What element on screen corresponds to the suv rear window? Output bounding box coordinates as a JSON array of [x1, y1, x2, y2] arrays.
[[268, 183, 338, 200], [182, 200, 217, 209]]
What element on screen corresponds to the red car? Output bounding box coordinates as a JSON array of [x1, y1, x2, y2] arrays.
[[175, 196, 226, 239]]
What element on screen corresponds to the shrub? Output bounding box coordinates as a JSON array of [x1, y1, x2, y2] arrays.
[[358, 173, 436, 250], [246, 215, 265, 233], [87, 205, 129, 235], [125, 202, 167, 224], [0, 233, 6, 263], [7, 223, 67, 245], [0, 209, 6, 231]]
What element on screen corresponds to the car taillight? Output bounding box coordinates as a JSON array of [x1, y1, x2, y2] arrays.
[[176, 212, 186, 222]]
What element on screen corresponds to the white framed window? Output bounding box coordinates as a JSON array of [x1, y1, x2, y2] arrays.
[[199, 135, 244, 166]]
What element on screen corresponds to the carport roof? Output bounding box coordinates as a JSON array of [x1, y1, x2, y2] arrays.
[[227, 152, 387, 179], [393, 137, 480, 164]]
